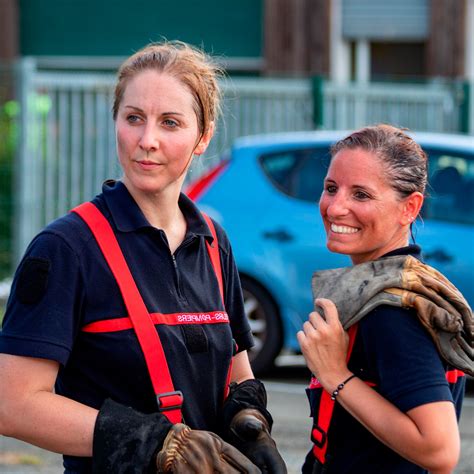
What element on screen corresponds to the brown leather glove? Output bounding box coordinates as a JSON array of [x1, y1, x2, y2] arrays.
[[156, 423, 261, 473], [229, 409, 287, 474]]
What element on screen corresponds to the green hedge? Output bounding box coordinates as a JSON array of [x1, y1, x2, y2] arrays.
[[0, 100, 17, 280]]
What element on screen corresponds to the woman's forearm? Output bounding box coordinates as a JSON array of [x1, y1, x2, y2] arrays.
[[330, 376, 459, 472], [298, 302, 460, 473], [230, 350, 255, 384], [2, 389, 98, 456], [0, 355, 98, 457]]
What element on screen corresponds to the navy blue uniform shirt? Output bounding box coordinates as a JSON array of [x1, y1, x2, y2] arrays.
[[303, 245, 466, 474], [0, 180, 254, 472]]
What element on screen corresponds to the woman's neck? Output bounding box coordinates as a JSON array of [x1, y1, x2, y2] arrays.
[[122, 181, 187, 252]]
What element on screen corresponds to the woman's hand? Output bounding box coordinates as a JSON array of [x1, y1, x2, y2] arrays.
[[297, 298, 351, 390]]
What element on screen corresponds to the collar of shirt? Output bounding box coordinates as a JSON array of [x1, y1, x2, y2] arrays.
[[100, 179, 213, 241], [381, 244, 421, 260]]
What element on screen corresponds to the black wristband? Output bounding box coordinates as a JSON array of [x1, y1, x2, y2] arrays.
[[330, 374, 357, 401]]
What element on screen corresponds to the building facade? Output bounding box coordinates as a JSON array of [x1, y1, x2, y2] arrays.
[[264, 0, 473, 82], [1, 0, 473, 81]]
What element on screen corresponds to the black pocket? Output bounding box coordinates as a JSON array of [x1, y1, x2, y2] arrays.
[[181, 324, 209, 353]]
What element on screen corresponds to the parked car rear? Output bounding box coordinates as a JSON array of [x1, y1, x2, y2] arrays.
[[186, 131, 474, 374]]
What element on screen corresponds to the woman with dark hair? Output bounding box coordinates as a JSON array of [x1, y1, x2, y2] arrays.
[[298, 124, 472, 474], [0, 41, 286, 474]]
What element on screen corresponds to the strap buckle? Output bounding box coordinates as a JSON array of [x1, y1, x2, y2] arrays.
[[156, 390, 184, 412], [311, 425, 327, 448]]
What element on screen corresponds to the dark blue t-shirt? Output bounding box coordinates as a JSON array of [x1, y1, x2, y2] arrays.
[[303, 246, 466, 474], [0, 180, 254, 472]]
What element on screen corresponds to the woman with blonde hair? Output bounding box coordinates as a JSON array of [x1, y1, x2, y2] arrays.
[[0, 41, 286, 474]]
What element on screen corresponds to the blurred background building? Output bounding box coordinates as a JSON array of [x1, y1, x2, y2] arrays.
[[1, 0, 473, 81], [0, 0, 473, 280]]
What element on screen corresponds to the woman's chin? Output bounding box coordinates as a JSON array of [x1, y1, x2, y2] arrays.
[[326, 241, 352, 256]]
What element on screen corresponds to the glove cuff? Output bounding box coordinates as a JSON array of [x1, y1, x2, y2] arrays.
[[222, 379, 273, 433], [92, 398, 172, 474]]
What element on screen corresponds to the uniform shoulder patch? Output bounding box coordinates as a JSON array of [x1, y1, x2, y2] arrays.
[[16, 257, 51, 305]]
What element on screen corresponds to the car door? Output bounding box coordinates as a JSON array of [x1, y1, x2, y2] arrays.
[[258, 145, 351, 344], [418, 146, 474, 306]]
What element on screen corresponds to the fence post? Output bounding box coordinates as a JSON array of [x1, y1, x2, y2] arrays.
[[459, 80, 472, 134], [13, 57, 36, 267], [471, 80, 474, 135], [311, 76, 324, 129], [463, 80, 473, 135]]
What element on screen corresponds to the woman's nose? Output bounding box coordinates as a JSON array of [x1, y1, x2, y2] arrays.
[[139, 124, 159, 151], [326, 193, 350, 217]]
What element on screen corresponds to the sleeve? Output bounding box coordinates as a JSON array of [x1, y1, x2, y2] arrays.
[[359, 305, 453, 413], [0, 230, 84, 366], [213, 221, 254, 353]]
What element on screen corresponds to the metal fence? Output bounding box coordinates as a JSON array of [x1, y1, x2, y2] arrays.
[[322, 81, 463, 132], [16, 59, 119, 262], [6, 57, 474, 266], [14, 63, 315, 260]]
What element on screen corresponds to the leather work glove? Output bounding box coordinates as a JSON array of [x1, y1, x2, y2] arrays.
[[156, 423, 261, 473], [228, 409, 287, 474], [221, 379, 287, 474]]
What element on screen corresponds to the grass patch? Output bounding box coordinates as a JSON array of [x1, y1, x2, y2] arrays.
[[0, 451, 43, 465]]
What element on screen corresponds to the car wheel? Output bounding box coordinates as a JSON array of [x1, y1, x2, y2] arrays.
[[240, 276, 283, 375]]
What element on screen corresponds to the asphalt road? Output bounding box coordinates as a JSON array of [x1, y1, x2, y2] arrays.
[[0, 359, 473, 473]]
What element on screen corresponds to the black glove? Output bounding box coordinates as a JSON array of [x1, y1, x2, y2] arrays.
[[93, 398, 261, 474], [92, 398, 173, 474], [222, 379, 287, 474], [156, 423, 261, 473]]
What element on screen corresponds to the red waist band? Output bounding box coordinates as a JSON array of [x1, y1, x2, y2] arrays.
[[83, 310, 229, 333]]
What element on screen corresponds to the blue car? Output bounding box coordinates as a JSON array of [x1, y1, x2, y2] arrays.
[[186, 131, 474, 374]]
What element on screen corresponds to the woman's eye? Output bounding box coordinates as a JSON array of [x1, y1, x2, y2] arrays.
[[126, 114, 141, 124], [163, 119, 178, 128], [325, 185, 337, 194], [354, 191, 370, 200]]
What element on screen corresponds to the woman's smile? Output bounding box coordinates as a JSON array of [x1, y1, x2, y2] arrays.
[[329, 223, 360, 234]]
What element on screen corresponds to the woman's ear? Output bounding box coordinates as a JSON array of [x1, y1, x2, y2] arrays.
[[401, 191, 424, 226], [194, 121, 215, 156]]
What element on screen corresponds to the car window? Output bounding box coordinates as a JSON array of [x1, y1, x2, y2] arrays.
[[259, 143, 474, 223], [260, 147, 331, 202], [423, 148, 474, 225]]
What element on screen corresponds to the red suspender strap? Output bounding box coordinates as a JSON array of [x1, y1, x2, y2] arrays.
[[312, 324, 359, 464], [446, 369, 464, 384], [202, 213, 224, 303], [202, 212, 234, 400], [72, 202, 183, 423]]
